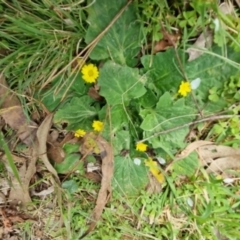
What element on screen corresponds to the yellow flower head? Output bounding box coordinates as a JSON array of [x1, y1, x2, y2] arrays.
[[92, 120, 104, 132], [74, 129, 86, 138], [81, 63, 99, 83], [145, 158, 164, 183], [178, 81, 191, 97], [136, 142, 148, 152]]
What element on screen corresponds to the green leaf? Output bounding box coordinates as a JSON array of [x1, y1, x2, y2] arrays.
[[112, 155, 148, 196], [39, 72, 87, 112], [173, 152, 199, 176], [139, 89, 158, 108], [140, 92, 197, 152], [55, 154, 83, 174], [141, 47, 240, 111], [98, 61, 146, 106], [141, 49, 183, 93], [85, 0, 142, 66], [112, 130, 130, 154], [54, 96, 98, 130], [99, 104, 128, 132], [186, 47, 240, 102], [63, 143, 80, 154], [62, 179, 79, 194]]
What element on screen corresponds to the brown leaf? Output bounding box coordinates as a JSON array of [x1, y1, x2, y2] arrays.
[[177, 141, 240, 174], [80, 134, 113, 238], [47, 144, 65, 163], [153, 32, 180, 53], [36, 114, 60, 184], [88, 87, 103, 101], [235, 0, 240, 8], [146, 173, 162, 194], [47, 131, 75, 164], [8, 157, 35, 204], [176, 141, 213, 160], [219, 2, 234, 15], [197, 145, 240, 173], [0, 208, 12, 234], [186, 30, 213, 61], [0, 74, 37, 146], [5, 148, 35, 204]]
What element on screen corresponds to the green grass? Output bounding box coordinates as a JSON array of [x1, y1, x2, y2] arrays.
[[1, 0, 240, 239]]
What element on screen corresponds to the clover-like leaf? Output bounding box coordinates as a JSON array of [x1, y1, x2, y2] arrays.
[[98, 61, 146, 106], [85, 0, 142, 66]]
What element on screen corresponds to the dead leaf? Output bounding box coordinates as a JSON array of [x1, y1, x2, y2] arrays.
[[88, 86, 103, 101], [32, 186, 54, 197], [153, 31, 180, 53], [219, 2, 234, 15], [0, 74, 37, 146], [80, 133, 113, 239], [176, 141, 240, 174], [8, 161, 32, 204], [0, 208, 12, 234], [186, 30, 213, 61], [206, 156, 240, 173], [85, 172, 102, 183], [47, 131, 74, 164], [186, 2, 236, 62], [146, 173, 162, 194], [235, 0, 240, 8], [176, 141, 213, 160], [1, 152, 33, 204], [0, 192, 5, 204], [47, 144, 65, 163], [36, 114, 60, 185], [197, 144, 240, 173]]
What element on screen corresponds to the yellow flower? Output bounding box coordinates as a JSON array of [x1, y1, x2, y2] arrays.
[[178, 81, 191, 97], [136, 142, 148, 152], [92, 120, 104, 132], [74, 129, 86, 138], [145, 158, 164, 183], [81, 63, 99, 83]]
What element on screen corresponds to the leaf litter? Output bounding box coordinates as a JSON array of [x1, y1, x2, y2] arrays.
[[1, 1, 240, 239], [0, 74, 37, 146], [79, 133, 114, 238], [176, 140, 240, 174]]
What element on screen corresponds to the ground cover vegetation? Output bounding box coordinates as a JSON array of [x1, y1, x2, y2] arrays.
[[0, 0, 240, 239]]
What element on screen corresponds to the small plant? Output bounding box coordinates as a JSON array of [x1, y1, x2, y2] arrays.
[[0, 0, 240, 239]]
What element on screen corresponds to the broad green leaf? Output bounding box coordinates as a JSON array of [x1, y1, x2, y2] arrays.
[[139, 89, 158, 108], [98, 61, 146, 106], [54, 96, 98, 130], [85, 0, 142, 66], [112, 155, 148, 196], [99, 104, 128, 133], [62, 179, 79, 194], [186, 47, 240, 102], [173, 152, 199, 176], [140, 92, 197, 152], [141, 47, 240, 111], [112, 130, 130, 154], [39, 72, 87, 111], [55, 154, 83, 174], [141, 49, 183, 94], [63, 143, 80, 155]]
